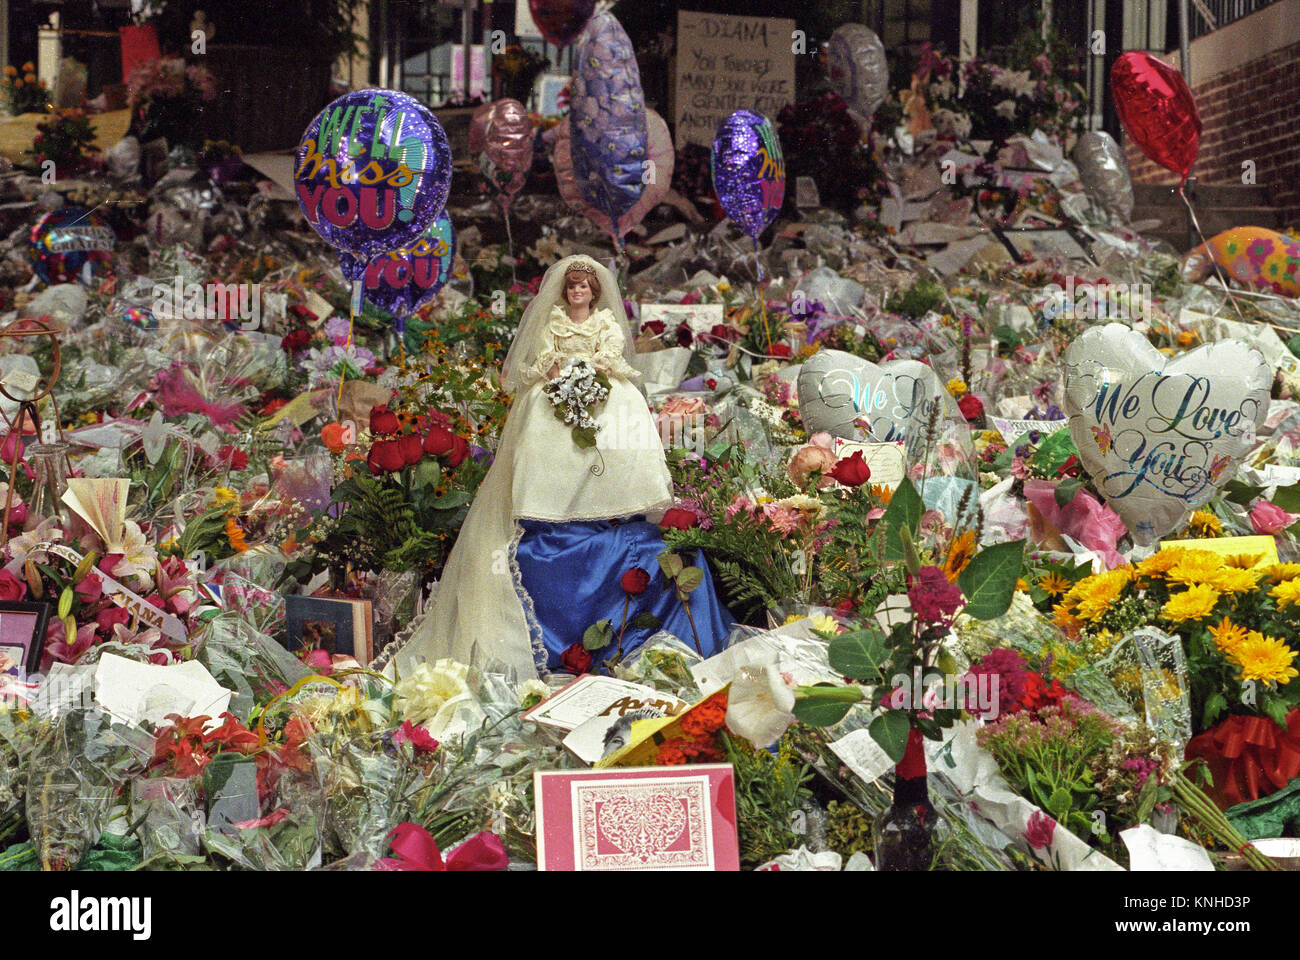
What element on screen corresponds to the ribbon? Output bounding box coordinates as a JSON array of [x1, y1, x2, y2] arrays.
[[30, 542, 187, 642], [1185, 709, 1300, 808], [373, 823, 508, 872]]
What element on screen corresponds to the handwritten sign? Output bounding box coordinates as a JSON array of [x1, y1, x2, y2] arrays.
[[674, 11, 795, 148], [991, 417, 1068, 445], [831, 439, 906, 488]]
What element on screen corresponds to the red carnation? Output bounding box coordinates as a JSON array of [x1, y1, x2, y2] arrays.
[[620, 567, 650, 595], [767, 343, 792, 359], [399, 433, 424, 467], [423, 426, 455, 457], [280, 328, 311, 353], [370, 404, 400, 436], [829, 450, 871, 487], [367, 439, 406, 474], [642, 320, 666, 336], [957, 393, 984, 422], [660, 507, 699, 531], [561, 642, 593, 675], [218, 445, 249, 471]]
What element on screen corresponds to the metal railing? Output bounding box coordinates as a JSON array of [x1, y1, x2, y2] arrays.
[[1186, 0, 1284, 41]]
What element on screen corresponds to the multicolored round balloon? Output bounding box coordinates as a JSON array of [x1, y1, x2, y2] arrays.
[[341, 213, 456, 329], [711, 110, 785, 241], [527, 0, 596, 47], [568, 11, 649, 246], [295, 89, 452, 259], [29, 206, 115, 285], [1111, 52, 1200, 184]]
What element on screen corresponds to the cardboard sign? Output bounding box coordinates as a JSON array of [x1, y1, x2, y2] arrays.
[[535, 765, 739, 871], [673, 11, 795, 148], [990, 416, 1069, 445], [1158, 534, 1279, 568]]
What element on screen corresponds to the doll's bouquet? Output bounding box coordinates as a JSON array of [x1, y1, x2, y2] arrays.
[[543, 359, 610, 449]]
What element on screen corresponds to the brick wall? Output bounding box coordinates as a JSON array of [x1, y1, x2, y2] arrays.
[[1122, 38, 1300, 228]]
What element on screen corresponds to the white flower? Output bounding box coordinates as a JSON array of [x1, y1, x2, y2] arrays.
[[108, 520, 158, 579], [992, 68, 1035, 97], [519, 678, 551, 706], [5, 517, 62, 565], [394, 658, 473, 728], [725, 660, 797, 749]]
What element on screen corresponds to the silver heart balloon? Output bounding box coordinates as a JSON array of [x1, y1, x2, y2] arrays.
[[797, 349, 957, 461], [827, 24, 889, 123], [1063, 324, 1270, 546], [1072, 131, 1134, 222]]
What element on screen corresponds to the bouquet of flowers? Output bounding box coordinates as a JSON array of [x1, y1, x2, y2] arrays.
[[28, 109, 100, 174], [126, 57, 218, 147], [1, 63, 48, 115], [543, 359, 610, 449]]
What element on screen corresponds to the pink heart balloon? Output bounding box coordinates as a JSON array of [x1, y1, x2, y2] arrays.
[[553, 108, 674, 244]]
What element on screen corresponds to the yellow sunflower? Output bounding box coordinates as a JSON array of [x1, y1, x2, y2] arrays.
[[1160, 584, 1221, 623], [1272, 579, 1300, 609], [1228, 631, 1300, 686], [1039, 571, 1071, 597], [942, 529, 977, 583], [1212, 567, 1261, 594], [1166, 550, 1224, 587], [1068, 567, 1132, 621], [1137, 549, 1184, 578], [1207, 617, 1248, 653], [1186, 510, 1222, 537]]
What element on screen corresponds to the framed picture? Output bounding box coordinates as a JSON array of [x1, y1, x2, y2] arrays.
[[994, 226, 1094, 265], [283, 595, 373, 665], [0, 601, 52, 678]]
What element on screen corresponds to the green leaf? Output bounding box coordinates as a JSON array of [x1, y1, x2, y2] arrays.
[[573, 426, 598, 449], [791, 685, 863, 727], [993, 324, 1022, 352], [826, 627, 891, 683], [677, 566, 704, 593], [1134, 774, 1159, 823], [883, 477, 923, 562], [631, 611, 662, 631], [657, 550, 684, 580], [957, 539, 1025, 620], [582, 619, 613, 651], [869, 710, 911, 763], [1272, 483, 1300, 514], [1263, 696, 1291, 730], [1202, 692, 1227, 728], [412, 458, 441, 489], [899, 524, 922, 576], [1288, 332, 1300, 359], [1046, 786, 1072, 821], [1222, 478, 1265, 506], [1053, 478, 1084, 509]]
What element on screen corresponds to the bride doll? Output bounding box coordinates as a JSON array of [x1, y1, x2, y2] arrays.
[[394, 255, 731, 680]]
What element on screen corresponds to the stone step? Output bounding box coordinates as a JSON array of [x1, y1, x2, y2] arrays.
[[1132, 182, 1274, 206], [1130, 205, 1287, 237]]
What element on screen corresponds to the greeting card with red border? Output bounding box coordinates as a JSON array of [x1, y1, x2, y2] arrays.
[[534, 764, 739, 871]]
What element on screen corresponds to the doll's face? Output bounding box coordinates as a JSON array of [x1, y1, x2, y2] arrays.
[[565, 277, 593, 307]]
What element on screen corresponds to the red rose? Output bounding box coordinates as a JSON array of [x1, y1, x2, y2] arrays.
[[423, 426, 455, 457], [709, 324, 739, 343], [829, 450, 872, 487], [367, 439, 406, 474], [0, 569, 26, 602], [675, 323, 693, 347], [446, 435, 470, 467], [280, 328, 311, 352], [620, 567, 650, 595], [561, 641, 593, 675], [767, 343, 792, 358], [660, 507, 699, 531], [218, 445, 249, 471], [399, 433, 424, 467], [370, 404, 400, 436], [642, 320, 666, 336], [96, 606, 130, 635], [1056, 454, 1082, 480], [288, 304, 317, 321], [957, 393, 984, 422]]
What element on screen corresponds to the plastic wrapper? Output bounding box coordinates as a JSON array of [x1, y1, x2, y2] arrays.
[[311, 736, 410, 860], [131, 776, 204, 860], [1091, 627, 1193, 752], [23, 707, 154, 870], [613, 631, 704, 700], [201, 762, 324, 870], [194, 615, 312, 722]]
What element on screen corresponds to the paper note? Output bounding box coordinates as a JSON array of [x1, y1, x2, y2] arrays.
[[93, 654, 232, 729], [1159, 535, 1279, 567], [991, 417, 1068, 445]]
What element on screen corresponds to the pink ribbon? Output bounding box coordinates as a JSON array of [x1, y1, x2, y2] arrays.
[[374, 823, 508, 871]]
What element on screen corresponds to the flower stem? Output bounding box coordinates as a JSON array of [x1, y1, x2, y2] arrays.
[[614, 595, 630, 660], [682, 596, 703, 656]]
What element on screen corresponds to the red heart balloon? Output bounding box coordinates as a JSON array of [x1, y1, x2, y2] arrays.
[[1110, 51, 1201, 183]]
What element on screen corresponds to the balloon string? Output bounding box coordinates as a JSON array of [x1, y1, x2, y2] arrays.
[[504, 204, 516, 286], [753, 238, 772, 351], [1178, 185, 1247, 324], [338, 280, 362, 409]]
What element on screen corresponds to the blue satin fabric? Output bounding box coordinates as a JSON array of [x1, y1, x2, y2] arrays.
[[516, 517, 734, 670]]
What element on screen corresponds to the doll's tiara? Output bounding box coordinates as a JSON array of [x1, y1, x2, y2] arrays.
[[565, 261, 597, 277]]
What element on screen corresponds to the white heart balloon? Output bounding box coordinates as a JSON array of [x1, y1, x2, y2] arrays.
[[1063, 324, 1270, 545], [797, 349, 958, 461]]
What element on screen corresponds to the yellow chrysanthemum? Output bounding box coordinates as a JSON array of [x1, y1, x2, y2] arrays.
[[1224, 553, 1266, 570], [1272, 579, 1300, 609], [947, 378, 968, 396], [1264, 563, 1300, 584], [1228, 631, 1299, 686], [1186, 510, 1222, 537], [1211, 567, 1261, 594], [1167, 550, 1225, 587], [1039, 571, 1071, 597], [1207, 617, 1248, 653], [1160, 584, 1221, 623], [1067, 567, 1132, 621], [1137, 549, 1184, 578], [1052, 601, 1082, 633]]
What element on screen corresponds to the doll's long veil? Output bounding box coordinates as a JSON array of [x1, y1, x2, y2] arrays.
[[501, 254, 634, 395], [392, 255, 633, 681]]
